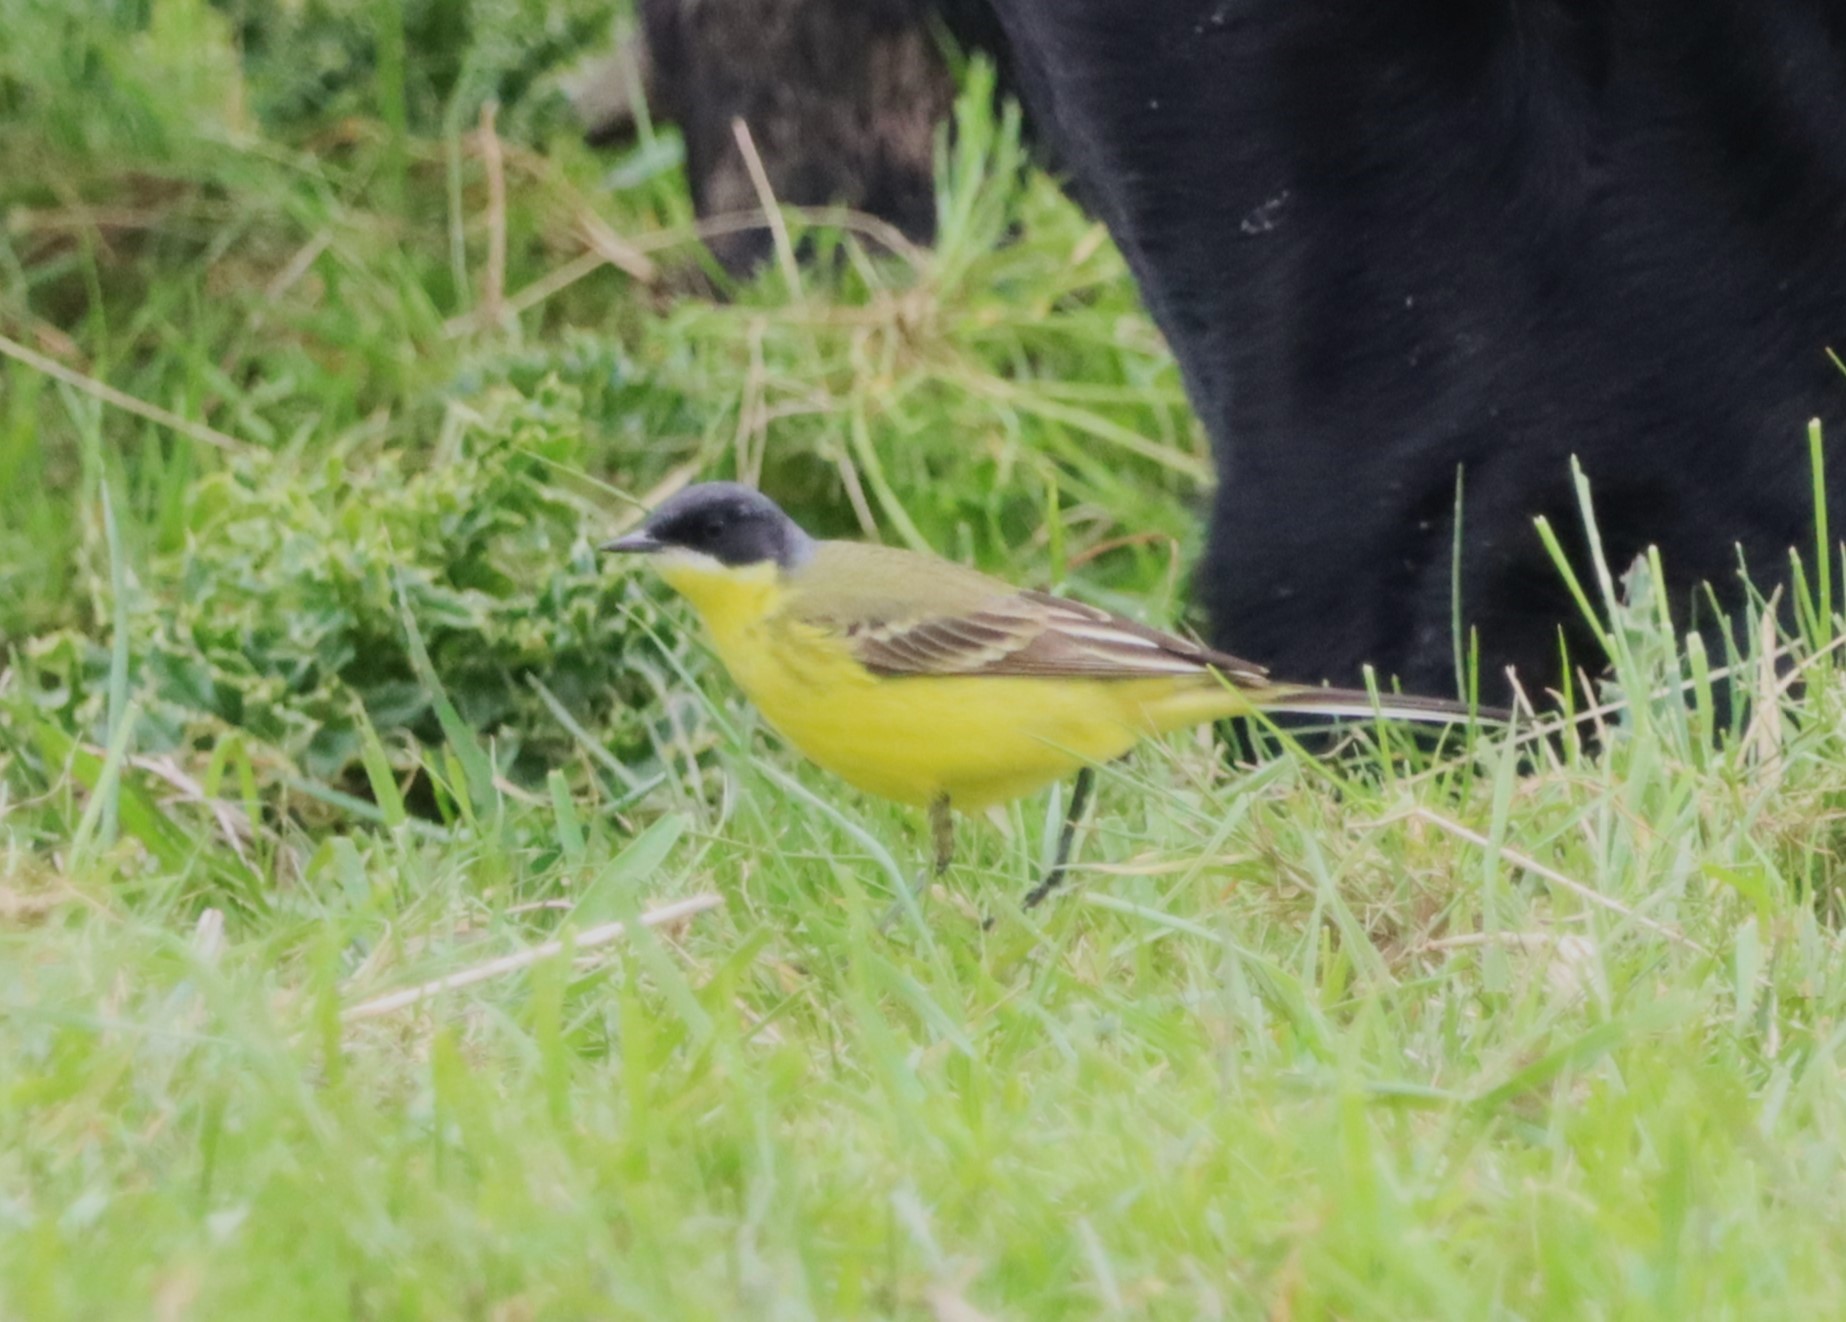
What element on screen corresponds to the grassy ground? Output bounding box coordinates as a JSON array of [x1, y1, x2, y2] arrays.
[[7, 4, 1846, 1317]]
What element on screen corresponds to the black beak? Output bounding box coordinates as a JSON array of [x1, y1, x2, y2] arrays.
[[600, 531, 662, 554]]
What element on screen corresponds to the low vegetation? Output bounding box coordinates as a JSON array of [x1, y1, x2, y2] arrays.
[[5, 3, 1846, 1316]]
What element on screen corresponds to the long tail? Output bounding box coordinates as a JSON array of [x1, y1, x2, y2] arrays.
[[1262, 683, 1511, 726], [1148, 671, 1512, 735]]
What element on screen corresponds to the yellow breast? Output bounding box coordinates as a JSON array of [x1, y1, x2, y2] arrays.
[[657, 557, 1242, 812]]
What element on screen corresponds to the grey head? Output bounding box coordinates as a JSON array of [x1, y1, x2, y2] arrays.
[[600, 482, 815, 569]]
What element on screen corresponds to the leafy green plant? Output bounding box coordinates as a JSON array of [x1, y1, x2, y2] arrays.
[[19, 378, 657, 787]]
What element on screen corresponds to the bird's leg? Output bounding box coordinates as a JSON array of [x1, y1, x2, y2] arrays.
[[1022, 766, 1096, 910], [881, 794, 953, 932], [929, 792, 955, 878]]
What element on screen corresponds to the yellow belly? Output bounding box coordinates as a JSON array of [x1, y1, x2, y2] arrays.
[[748, 659, 1155, 810]]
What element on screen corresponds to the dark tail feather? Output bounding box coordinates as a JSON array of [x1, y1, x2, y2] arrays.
[[1266, 684, 1511, 726]]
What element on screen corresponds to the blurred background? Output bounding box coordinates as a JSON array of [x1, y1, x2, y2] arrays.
[[0, 0, 1204, 818]]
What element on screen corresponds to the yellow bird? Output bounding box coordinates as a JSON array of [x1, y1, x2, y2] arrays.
[[604, 483, 1498, 908]]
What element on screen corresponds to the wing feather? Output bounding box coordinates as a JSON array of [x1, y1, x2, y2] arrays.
[[833, 587, 1272, 683]]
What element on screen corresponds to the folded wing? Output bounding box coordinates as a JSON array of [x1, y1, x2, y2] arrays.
[[835, 589, 1272, 683]]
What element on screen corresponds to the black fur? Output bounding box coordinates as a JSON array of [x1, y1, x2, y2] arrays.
[[986, 0, 1846, 702], [636, 483, 814, 569]]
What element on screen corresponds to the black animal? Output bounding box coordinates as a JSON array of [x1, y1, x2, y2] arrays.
[[984, 0, 1846, 703]]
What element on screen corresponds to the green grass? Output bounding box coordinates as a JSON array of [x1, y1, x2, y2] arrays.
[[7, 4, 1846, 1317]]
